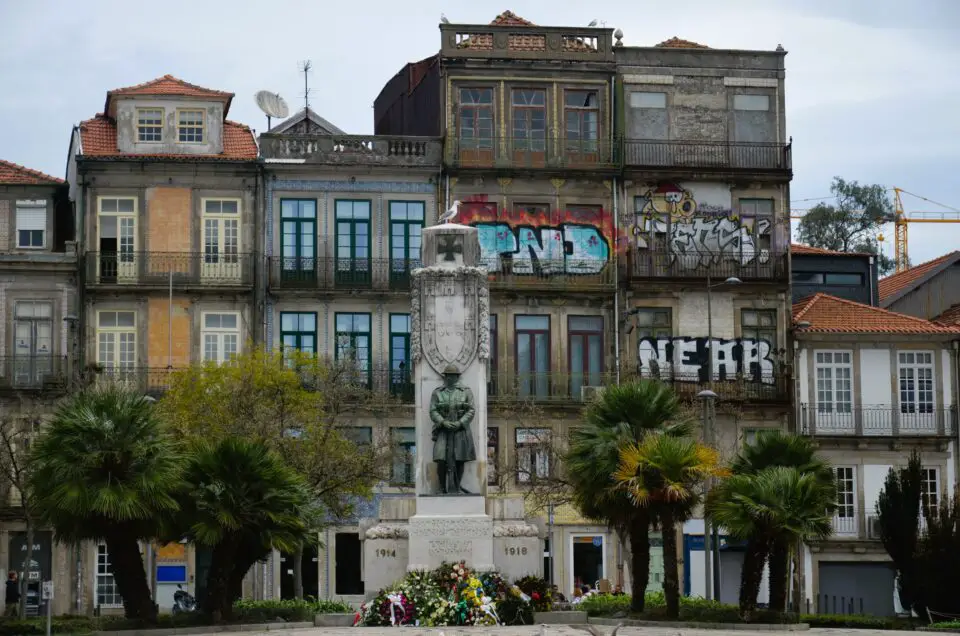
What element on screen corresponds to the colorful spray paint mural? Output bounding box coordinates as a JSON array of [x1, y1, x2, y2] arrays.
[[633, 182, 772, 269], [637, 336, 777, 384], [459, 198, 613, 275]]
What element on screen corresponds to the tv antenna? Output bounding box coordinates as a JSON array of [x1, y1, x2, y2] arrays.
[[254, 91, 289, 130], [299, 60, 313, 112]]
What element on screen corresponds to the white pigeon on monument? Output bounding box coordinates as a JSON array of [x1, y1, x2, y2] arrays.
[[438, 200, 462, 224]]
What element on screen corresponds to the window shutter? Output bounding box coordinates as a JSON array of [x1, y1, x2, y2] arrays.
[[16, 205, 46, 231]]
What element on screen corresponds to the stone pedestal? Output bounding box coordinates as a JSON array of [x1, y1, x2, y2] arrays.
[[408, 496, 494, 571]]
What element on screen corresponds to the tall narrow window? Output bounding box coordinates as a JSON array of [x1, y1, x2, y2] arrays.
[[392, 427, 416, 486], [98, 198, 137, 282], [814, 351, 853, 414], [280, 312, 317, 354], [899, 351, 935, 414], [97, 311, 136, 383], [635, 308, 672, 378], [569, 316, 603, 397], [921, 468, 940, 519], [335, 200, 371, 287], [280, 199, 317, 282], [738, 199, 774, 263], [177, 109, 204, 143], [137, 108, 163, 142], [516, 428, 551, 483], [488, 315, 498, 396], [335, 313, 371, 386], [516, 315, 550, 398], [96, 543, 123, 608], [389, 201, 424, 288], [564, 90, 599, 156], [458, 88, 494, 149], [13, 301, 52, 386], [834, 466, 857, 536], [512, 88, 546, 157], [201, 199, 241, 281], [389, 314, 413, 401], [202, 312, 240, 363], [16, 200, 46, 248], [740, 309, 777, 381], [487, 427, 499, 486]]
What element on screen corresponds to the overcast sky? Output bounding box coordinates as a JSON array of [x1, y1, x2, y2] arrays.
[[1, 0, 958, 264]]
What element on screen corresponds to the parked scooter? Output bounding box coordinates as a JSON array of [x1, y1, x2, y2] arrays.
[[172, 584, 197, 615]]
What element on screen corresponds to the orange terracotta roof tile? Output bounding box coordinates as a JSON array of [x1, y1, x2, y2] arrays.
[[791, 244, 868, 257], [793, 293, 960, 335], [78, 115, 257, 161], [457, 11, 594, 53], [0, 159, 63, 185], [104, 74, 234, 117], [933, 304, 960, 327], [655, 37, 709, 49], [878, 251, 960, 304]]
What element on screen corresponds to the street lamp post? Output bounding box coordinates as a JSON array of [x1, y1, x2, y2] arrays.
[[701, 274, 741, 600]]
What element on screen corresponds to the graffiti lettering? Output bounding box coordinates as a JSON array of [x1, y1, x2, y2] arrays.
[[475, 223, 609, 274], [634, 182, 772, 269], [637, 336, 775, 384]]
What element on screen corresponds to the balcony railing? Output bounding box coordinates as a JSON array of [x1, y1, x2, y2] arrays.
[[486, 259, 616, 292], [446, 136, 619, 171], [624, 140, 792, 173], [799, 404, 956, 437], [832, 513, 858, 538], [630, 372, 790, 402], [488, 371, 616, 404], [268, 257, 420, 292], [628, 249, 788, 281], [85, 252, 254, 287], [258, 134, 442, 167], [90, 365, 416, 404], [0, 356, 67, 391], [440, 23, 614, 62]]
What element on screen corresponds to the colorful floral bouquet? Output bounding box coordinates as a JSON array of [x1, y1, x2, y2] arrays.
[[515, 574, 553, 612]]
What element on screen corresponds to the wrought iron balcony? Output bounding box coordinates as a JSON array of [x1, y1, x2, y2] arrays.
[[486, 258, 616, 292], [89, 366, 175, 398], [258, 134, 442, 167], [799, 404, 956, 437], [628, 372, 790, 403], [268, 257, 420, 292], [446, 136, 619, 172], [85, 252, 255, 288], [624, 139, 792, 173], [0, 356, 67, 392], [627, 249, 788, 282], [488, 371, 616, 404], [440, 23, 614, 62]]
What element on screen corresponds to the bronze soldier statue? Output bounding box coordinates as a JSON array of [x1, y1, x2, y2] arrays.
[[429, 365, 477, 494]]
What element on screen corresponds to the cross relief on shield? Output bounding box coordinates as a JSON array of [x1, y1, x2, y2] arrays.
[[420, 274, 480, 375]]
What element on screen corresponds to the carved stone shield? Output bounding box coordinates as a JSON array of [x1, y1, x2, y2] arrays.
[[420, 273, 479, 375]]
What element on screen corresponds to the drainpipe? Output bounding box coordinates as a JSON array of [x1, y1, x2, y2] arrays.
[[325, 527, 331, 600], [613, 177, 620, 384]]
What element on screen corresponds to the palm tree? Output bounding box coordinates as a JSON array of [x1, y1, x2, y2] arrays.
[[566, 379, 694, 612], [615, 432, 725, 618], [28, 386, 183, 622], [730, 432, 835, 611], [707, 467, 833, 621], [175, 437, 313, 621]]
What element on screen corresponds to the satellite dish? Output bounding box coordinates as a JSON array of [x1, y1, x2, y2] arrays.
[[255, 91, 289, 129]]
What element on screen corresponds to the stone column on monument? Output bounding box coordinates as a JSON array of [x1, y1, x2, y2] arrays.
[[407, 222, 494, 571]]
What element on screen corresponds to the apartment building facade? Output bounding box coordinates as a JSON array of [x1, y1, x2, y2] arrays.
[[792, 292, 959, 617], [64, 75, 260, 613], [0, 160, 77, 616]]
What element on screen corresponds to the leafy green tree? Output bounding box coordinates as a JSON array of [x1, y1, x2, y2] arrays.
[[29, 386, 183, 622], [615, 432, 725, 618], [157, 347, 392, 598], [796, 177, 897, 274], [877, 451, 924, 615], [916, 487, 960, 617], [708, 467, 833, 621], [174, 437, 312, 622], [730, 432, 835, 611], [566, 380, 694, 612]]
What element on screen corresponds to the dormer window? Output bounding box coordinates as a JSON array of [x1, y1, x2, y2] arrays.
[[137, 109, 163, 142], [178, 109, 205, 143], [16, 201, 46, 249]]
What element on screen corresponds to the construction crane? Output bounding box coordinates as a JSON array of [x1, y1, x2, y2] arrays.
[[790, 187, 960, 273]]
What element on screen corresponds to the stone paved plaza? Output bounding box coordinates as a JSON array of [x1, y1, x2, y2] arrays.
[[182, 627, 921, 636]]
